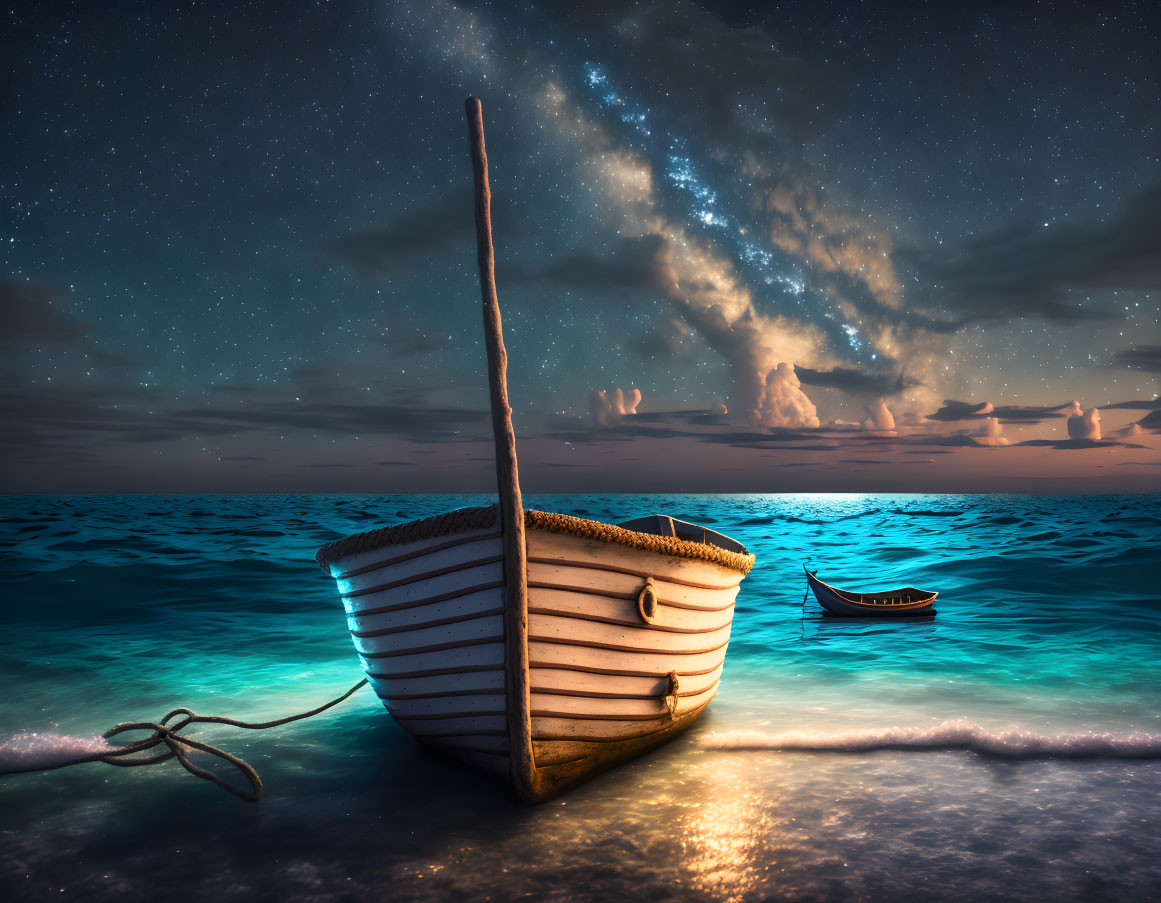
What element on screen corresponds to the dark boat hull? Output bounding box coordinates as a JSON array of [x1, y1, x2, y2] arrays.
[[805, 568, 937, 617]]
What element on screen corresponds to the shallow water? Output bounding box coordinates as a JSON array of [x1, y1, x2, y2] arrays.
[[2, 493, 1160, 901]]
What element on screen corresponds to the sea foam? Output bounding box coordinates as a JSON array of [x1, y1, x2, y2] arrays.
[[0, 733, 113, 774], [699, 719, 1161, 758]]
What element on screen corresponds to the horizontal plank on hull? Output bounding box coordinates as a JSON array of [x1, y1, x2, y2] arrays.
[[352, 615, 503, 657], [527, 588, 733, 633], [526, 555, 741, 591], [389, 707, 507, 722], [351, 605, 504, 639], [529, 682, 717, 719], [528, 581, 736, 615], [528, 613, 732, 655], [526, 603, 730, 636], [422, 733, 510, 755], [340, 556, 503, 600], [334, 530, 503, 579], [527, 642, 729, 677], [384, 693, 506, 718], [359, 640, 504, 672], [535, 738, 663, 767], [527, 562, 740, 613], [532, 740, 600, 767], [532, 699, 712, 742], [351, 588, 503, 635], [528, 634, 729, 657], [379, 686, 502, 701], [369, 670, 505, 699], [328, 524, 500, 580], [526, 528, 742, 589], [358, 634, 504, 660], [530, 664, 723, 699], [392, 714, 508, 737], [531, 748, 589, 768], [347, 581, 504, 620]]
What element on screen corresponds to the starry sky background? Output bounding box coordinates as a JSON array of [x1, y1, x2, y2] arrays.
[[3, 0, 1159, 493]]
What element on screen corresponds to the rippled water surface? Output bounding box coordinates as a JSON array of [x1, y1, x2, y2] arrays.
[[2, 494, 1160, 901]]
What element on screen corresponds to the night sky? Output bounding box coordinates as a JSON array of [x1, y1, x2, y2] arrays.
[[3, 1, 1159, 493]]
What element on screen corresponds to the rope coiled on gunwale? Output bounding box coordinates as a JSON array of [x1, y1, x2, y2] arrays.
[[315, 505, 756, 575]]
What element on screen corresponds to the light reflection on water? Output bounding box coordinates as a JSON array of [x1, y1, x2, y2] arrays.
[[2, 493, 1160, 900], [677, 758, 775, 902]]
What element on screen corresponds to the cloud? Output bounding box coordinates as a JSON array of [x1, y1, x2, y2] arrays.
[[899, 186, 1160, 325], [588, 387, 642, 427], [1014, 439, 1120, 450], [332, 187, 521, 279], [763, 177, 902, 313], [502, 224, 820, 424], [928, 400, 994, 421], [750, 363, 820, 429], [632, 314, 695, 359], [1113, 345, 1161, 373], [796, 365, 914, 397], [1112, 423, 1145, 440], [508, 234, 681, 300], [863, 398, 896, 432], [1102, 397, 1161, 411], [666, 290, 821, 420], [927, 399, 1077, 423], [0, 374, 491, 461], [973, 416, 1009, 447], [1136, 409, 1161, 433], [1, 279, 90, 348], [1065, 401, 1101, 440], [989, 404, 1071, 421]]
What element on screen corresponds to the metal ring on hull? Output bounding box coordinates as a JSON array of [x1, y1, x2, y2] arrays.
[[637, 577, 659, 624]]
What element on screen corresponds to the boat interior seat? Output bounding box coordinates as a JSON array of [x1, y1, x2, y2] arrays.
[[617, 515, 747, 554], [858, 588, 935, 602]]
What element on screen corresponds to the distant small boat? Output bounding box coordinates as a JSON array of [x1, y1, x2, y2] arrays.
[[804, 566, 937, 617], [315, 99, 756, 803]]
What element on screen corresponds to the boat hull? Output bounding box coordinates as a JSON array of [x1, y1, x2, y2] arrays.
[[806, 570, 936, 617], [319, 506, 752, 800]]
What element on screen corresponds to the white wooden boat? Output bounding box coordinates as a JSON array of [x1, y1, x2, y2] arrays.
[[317, 507, 753, 801], [314, 99, 756, 802]]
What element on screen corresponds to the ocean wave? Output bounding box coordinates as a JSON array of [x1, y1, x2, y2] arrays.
[[0, 732, 113, 774], [699, 719, 1161, 758]]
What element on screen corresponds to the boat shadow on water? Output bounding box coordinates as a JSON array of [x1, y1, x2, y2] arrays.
[[798, 615, 940, 642]]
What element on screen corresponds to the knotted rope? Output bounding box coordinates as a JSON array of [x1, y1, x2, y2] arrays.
[[6, 678, 369, 802]]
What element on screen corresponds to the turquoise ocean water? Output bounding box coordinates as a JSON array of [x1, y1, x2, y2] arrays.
[[2, 493, 1160, 901]]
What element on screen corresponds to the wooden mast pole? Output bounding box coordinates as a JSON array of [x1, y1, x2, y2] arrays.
[[464, 97, 537, 801]]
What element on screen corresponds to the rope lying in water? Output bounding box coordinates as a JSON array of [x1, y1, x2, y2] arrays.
[[9, 678, 369, 802]]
